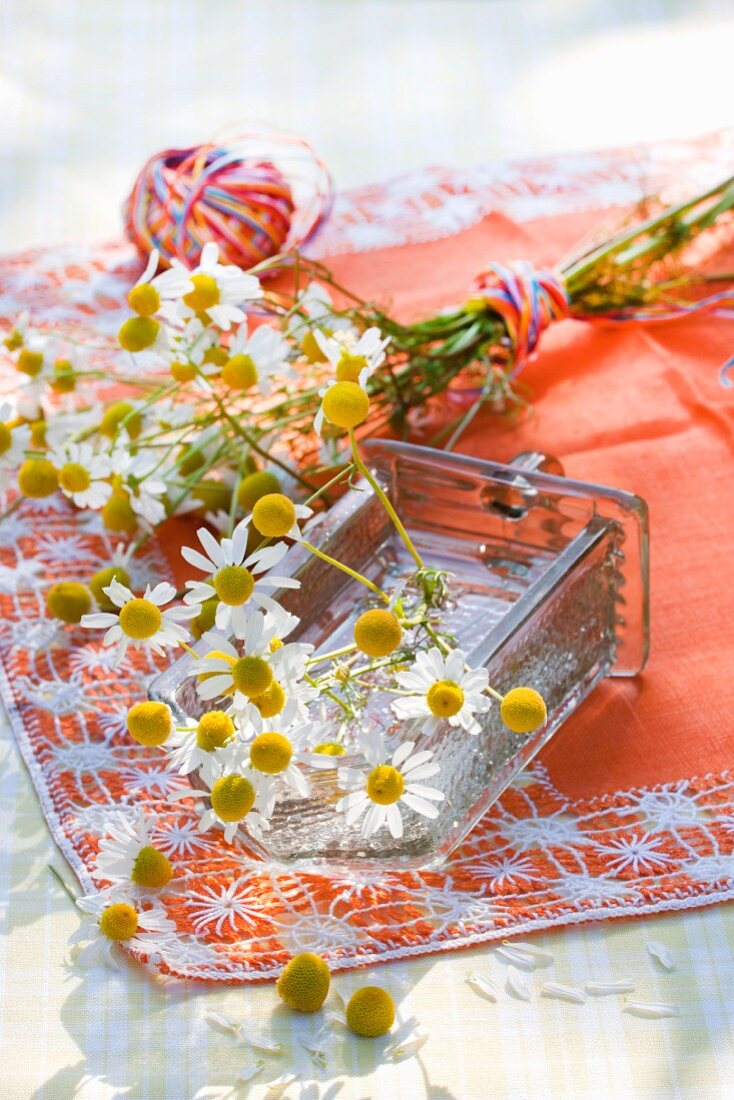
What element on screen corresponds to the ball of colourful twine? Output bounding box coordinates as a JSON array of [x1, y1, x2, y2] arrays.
[[122, 128, 334, 271]]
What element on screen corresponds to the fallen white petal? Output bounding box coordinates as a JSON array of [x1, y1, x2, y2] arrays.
[[236, 1060, 264, 1083], [585, 980, 636, 996], [192, 1089, 236, 1100], [502, 939, 554, 966], [204, 1011, 238, 1034], [265, 1073, 299, 1098], [386, 1027, 429, 1061], [466, 973, 499, 1002], [541, 982, 587, 1005], [623, 999, 681, 1019], [299, 1039, 327, 1067], [506, 966, 532, 1001], [236, 1026, 283, 1053], [647, 941, 675, 971]]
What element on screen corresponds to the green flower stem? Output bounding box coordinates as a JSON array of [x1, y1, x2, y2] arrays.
[[300, 539, 390, 604], [307, 642, 358, 666], [348, 427, 424, 571]]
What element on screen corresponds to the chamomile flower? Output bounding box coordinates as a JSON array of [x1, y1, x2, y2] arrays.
[[336, 741, 444, 839], [70, 893, 176, 969], [247, 492, 313, 541], [170, 746, 269, 843], [94, 810, 173, 890], [165, 709, 237, 783], [0, 402, 30, 487], [167, 241, 263, 330], [49, 441, 113, 509], [247, 730, 312, 814], [392, 646, 491, 735], [182, 521, 299, 635], [312, 327, 388, 435], [222, 321, 293, 395], [81, 578, 197, 663], [130, 247, 194, 311], [109, 446, 169, 528]]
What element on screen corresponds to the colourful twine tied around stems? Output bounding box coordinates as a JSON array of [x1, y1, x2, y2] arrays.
[[123, 128, 333, 272], [471, 261, 570, 375]]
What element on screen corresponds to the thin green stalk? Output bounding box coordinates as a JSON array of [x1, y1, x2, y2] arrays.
[[348, 427, 424, 571]]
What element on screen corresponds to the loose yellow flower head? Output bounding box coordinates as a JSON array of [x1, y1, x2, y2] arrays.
[[100, 401, 142, 441], [251, 492, 296, 538], [236, 470, 280, 512], [346, 986, 395, 1037], [126, 701, 173, 746], [212, 565, 254, 607], [58, 462, 91, 494], [99, 902, 139, 941], [101, 490, 137, 535], [276, 952, 331, 1013], [131, 845, 173, 888], [500, 687, 547, 734], [89, 565, 132, 611], [18, 458, 58, 499], [426, 679, 464, 718], [231, 655, 273, 698], [221, 354, 258, 391], [313, 742, 345, 756], [46, 581, 92, 624], [366, 764, 405, 806], [119, 597, 162, 640], [183, 274, 220, 312], [250, 732, 292, 775], [17, 348, 44, 377], [50, 358, 76, 394], [118, 316, 160, 353], [322, 380, 370, 429], [196, 710, 235, 751], [127, 282, 161, 318], [191, 478, 231, 515], [169, 359, 198, 383], [210, 774, 255, 822], [190, 596, 219, 639], [353, 609, 403, 658], [251, 679, 286, 718], [336, 352, 367, 383]]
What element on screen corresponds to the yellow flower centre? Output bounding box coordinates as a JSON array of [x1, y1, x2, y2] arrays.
[[276, 952, 331, 1013], [231, 655, 273, 698], [251, 679, 286, 718], [183, 274, 220, 312], [3, 329, 23, 351], [197, 649, 236, 686], [17, 348, 44, 376], [251, 492, 297, 538], [321, 380, 370, 429], [0, 423, 12, 455], [128, 282, 161, 318], [426, 679, 464, 718], [336, 352, 368, 383], [250, 732, 292, 774], [17, 458, 59, 499], [101, 490, 138, 535], [126, 701, 173, 746], [190, 595, 219, 639], [221, 354, 258, 391], [100, 401, 142, 440], [346, 986, 395, 1038], [210, 774, 255, 822], [51, 358, 76, 393], [196, 710, 235, 751], [88, 565, 132, 611], [131, 845, 173, 888], [203, 345, 229, 367], [59, 462, 91, 494], [99, 902, 139, 941], [500, 687, 547, 734], [46, 581, 92, 624], [170, 359, 198, 383], [118, 597, 163, 640], [236, 469, 280, 512], [191, 478, 231, 514], [353, 609, 403, 658], [118, 316, 160, 353], [212, 564, 254, 606], [313, 742, 345, 756], [300, 330, 327, 363], [366, 764, 405, 806]]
